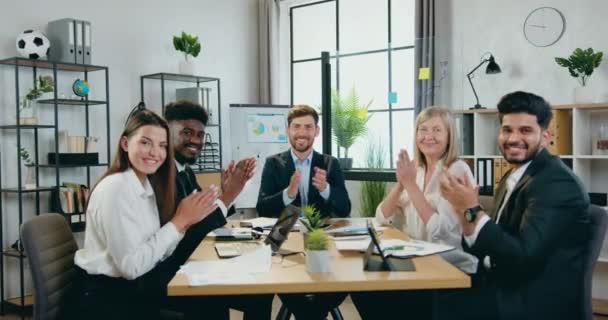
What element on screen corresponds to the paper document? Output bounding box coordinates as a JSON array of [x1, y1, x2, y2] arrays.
[[334, 238, 454, 258], [240, 217, 277, 228], [209, 227, 253, 238], [179, 244, 272, 286]]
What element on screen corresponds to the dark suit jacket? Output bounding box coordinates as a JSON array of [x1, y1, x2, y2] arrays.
[[464, 149, 590, 320], [256, 150, 351, 218]]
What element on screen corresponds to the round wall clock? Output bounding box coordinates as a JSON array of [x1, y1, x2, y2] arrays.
[[523, 7, 566, 47]]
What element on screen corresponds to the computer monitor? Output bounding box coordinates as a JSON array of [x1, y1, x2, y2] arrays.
[[264, 205, 300, 253]]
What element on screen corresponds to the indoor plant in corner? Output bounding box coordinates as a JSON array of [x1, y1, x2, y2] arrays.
[[555, 47, 603, 103], [19, 75, 53, 125], [360, 139, 387, 217], [304, 228, 331, 273], [19, 147, 36, 189], [173, 31, 201, 75], [331, 88, 372, 169]]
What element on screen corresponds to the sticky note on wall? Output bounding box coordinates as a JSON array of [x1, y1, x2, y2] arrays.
[[418, 67, 430, 80]]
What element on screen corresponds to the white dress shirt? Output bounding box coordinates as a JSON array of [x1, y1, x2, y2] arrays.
[[375, 159, 478, 273], [74, 168, 184, 280], [464, 161, 531, 247]]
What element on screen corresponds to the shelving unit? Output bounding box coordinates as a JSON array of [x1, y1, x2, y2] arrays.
[[140, 72, 222, 172], [0, 57, 110, 314], [454, 102, 608, 258]]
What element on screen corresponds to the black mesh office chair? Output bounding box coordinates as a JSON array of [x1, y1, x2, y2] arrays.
[[584, 205, 608, 320]]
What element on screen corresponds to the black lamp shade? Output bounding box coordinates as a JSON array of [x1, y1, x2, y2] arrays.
[[486, 55, 501, 74]]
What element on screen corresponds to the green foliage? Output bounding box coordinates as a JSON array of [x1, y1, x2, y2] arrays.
[[300, 204, 326, 231], [173, 31, 202, 60], [360, 140, 387, 217], [19, 147, 35, 167], [555, 48, 603, 86], [331, 88, 372, 158], [305, 229, 328, 251], [25, 76, 54, 101]]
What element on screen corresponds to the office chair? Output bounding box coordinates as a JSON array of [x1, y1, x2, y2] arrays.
[[276, 304, 344, 320], [584, 205, 608, 320], [21, 213, 79, 320]]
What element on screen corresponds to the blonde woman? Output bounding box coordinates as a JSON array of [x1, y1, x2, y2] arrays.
[[353, 107, 477, 320], [376, 106, 477, 272]]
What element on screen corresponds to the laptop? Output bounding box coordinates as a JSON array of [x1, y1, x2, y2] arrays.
[[215, 205, 300, 258], [363, 220, 415, 271]]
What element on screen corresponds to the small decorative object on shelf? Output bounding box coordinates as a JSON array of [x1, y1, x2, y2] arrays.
[[16, 30, 50, 60], [305, 229, 330, 273], [555, 48, 603, 103], [72, 78, 89, 98], [19, 147, 36, 189], [19, 75, 54, 125], [173, 31, 201, 75], [331, 88, 371, 169]]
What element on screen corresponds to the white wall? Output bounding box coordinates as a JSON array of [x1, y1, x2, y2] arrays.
[[436, 0, 608, 300], [437, 0, 608, 109], [0, 0, 259, 299]]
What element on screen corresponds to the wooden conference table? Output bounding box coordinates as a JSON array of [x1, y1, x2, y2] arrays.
[[168, 218, 470, 297]]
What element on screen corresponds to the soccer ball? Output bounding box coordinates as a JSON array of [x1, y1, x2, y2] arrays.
[[16, 30, 50, 60]]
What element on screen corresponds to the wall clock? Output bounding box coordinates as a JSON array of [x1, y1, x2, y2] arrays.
[[523, 7, 566, 47]]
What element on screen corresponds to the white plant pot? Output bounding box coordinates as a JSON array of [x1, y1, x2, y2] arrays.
[[574, 86, 595, 104], [18, 99, 37, 125], [305, 250, 331, 273], [178, 60, 196, 75]]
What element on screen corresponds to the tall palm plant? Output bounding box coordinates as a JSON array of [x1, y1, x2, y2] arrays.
[[331, 88, 372, 159]]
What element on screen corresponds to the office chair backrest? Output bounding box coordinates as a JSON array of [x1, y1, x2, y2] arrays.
[[584, 205, 608, 320], [21, 213, 79, 320]]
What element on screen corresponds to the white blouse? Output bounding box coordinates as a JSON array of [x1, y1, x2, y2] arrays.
[[75, 168, 184, 280], [375, 159, 478, 273]]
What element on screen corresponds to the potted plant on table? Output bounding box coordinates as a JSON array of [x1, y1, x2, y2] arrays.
[[555, 48, 603, 103], [173, 31, 201, 75], [299, 205, 331, 272], [304, 228, 331, 273], [331, 88, 372, 169]]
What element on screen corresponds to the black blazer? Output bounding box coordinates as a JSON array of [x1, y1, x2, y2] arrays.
[[465, 149, 590, 320], [256, 150, 351, 218]]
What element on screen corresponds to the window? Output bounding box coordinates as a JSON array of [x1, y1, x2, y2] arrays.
[[290, 0, 416, 169]]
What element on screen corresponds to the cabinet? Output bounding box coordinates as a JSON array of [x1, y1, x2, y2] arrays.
[[140, 73, 222, 172], [454, 103, 608, 258], [0, 57, 110, 313]]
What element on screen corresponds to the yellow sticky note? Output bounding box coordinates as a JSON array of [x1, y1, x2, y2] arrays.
[[418, 67, 430, 80]]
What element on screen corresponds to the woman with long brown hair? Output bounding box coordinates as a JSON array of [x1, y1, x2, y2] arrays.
[[74, 109, 219, 319]]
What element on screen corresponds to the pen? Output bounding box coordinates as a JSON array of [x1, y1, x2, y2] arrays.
[[384, 246, 404, 251]]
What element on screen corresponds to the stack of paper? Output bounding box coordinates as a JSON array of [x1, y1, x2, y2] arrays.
[[179, 244, 272, 286]]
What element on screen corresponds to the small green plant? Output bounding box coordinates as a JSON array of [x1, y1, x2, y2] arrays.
[[173, 31, 202, 61], [23, 75, 54, 106], [305, 229, 328, 251], [19, 147, 35, 167], [555, 48, 603, 86], [360, 139, 387, 217], [331, 88, 372, 158], [300, 204, 326, 231]]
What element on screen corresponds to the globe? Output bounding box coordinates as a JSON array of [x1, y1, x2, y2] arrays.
[[72, 79, 89, 97]]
